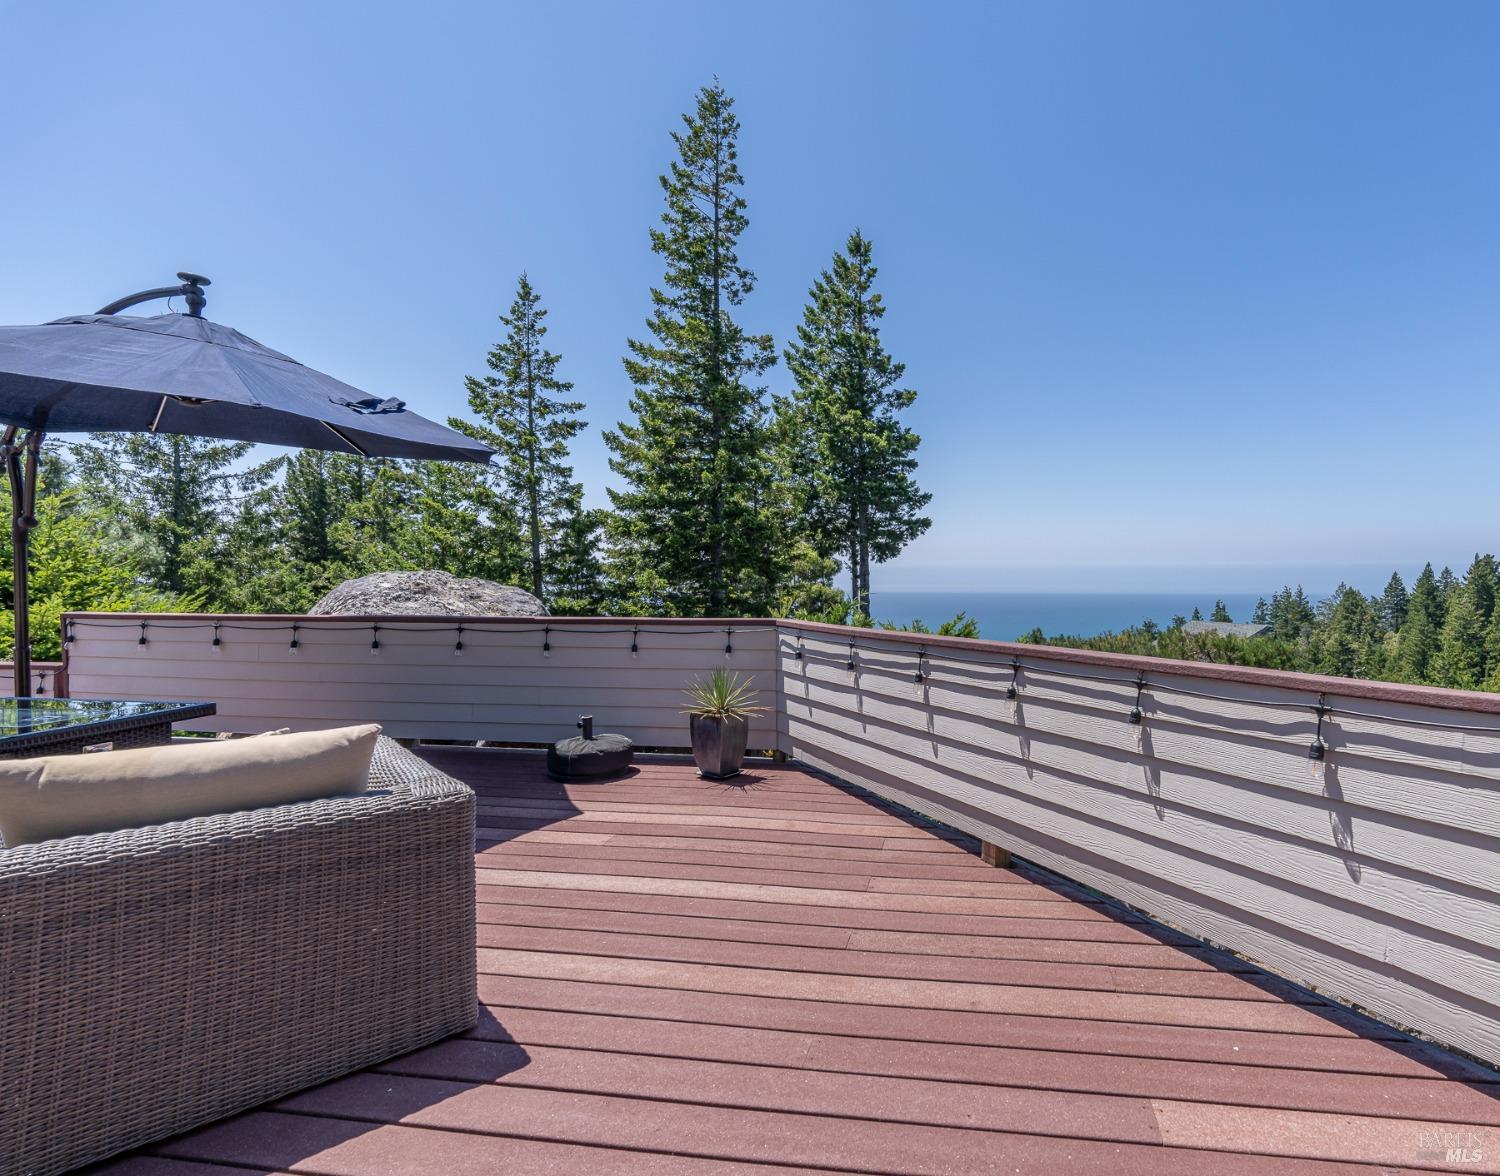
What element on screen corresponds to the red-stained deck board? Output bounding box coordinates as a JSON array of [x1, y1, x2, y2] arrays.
[[93, 749, 1500, 1176], [472, 899, 1251, 969], [471, 922, 1306, 1001], [472, 848, 1079, 897], [474, 836, 1058, 883]]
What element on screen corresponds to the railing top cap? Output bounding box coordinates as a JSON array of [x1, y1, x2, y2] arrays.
[[778, 619, 1500, 718]]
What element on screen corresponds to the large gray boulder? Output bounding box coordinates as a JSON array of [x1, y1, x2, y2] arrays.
[[309, 570, 546, 617]]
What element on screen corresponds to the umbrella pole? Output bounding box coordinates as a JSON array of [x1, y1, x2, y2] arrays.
[[4, 428, 41, 698]]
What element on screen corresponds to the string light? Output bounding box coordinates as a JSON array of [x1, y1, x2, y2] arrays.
[[847, 637, 857, 672], [63, 622, 74, 647], [914, 647, 928, 684], [794, 636, 804, 661], [1308, 699, 1332, 762], [138, 621, 148, 647], [289, 623, 300, 653], [1005, 659, 1020, 701], [542, 625, 551, 657], [725, 627, 734, 656], [630, 626, 639, 657], [370, 624, 381, 654], [454, 624, 464, 655], [1129, 672, 1148, 748], [211, 622, 221, 649]]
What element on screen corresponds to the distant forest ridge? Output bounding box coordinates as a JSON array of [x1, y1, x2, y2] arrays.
[[999, 556, 1500, 694]]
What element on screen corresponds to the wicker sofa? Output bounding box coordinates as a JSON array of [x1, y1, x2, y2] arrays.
[[0, 736, 477, 1176]]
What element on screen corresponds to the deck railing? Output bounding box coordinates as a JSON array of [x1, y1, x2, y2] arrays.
[[0, 659, 67, 698], [59, 613, 778, 748], [60, 609, 1500, 1066]]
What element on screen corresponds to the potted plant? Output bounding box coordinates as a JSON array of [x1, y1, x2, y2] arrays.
[[683, 668, 766, 779]]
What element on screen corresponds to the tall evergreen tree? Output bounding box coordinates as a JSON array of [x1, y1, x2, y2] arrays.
[[1377, 571, 1409, 631], [1484, 606, 1500, 692], [778, 229, 931, 618], [73, 433, 274, 597], [1210, 599, 1233, 622], [1436, 565, 1459, 620], [281, 451, 373, 571], [604, 82, 778, 616], [1464, 553, 1498, 625], [1432, 582, 1486, 689], [1397, 563, 1442, 682], [546, 506, 610, 615], [319, 459, 524, 585], [456, 274, 588, 604], [1267, 585, 1314, 641], [1251, 597, 1270, 624], [1310, 584, 1383, 678]]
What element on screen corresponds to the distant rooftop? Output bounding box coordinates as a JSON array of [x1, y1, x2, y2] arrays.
[[1183, 619, 1272, 639]]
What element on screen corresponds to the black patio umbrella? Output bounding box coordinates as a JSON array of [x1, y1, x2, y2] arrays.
[[0, 272, 493, 695]]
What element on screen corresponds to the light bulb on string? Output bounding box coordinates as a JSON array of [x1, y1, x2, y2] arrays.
[[1128, 674, 1146, 750], [1309, 696, 1329, 782]]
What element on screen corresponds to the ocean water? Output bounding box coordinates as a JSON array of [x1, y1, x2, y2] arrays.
[[869, 591, 1271, 641]]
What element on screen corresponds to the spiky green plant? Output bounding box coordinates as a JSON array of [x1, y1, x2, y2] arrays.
[[682, 668, 767, 720]]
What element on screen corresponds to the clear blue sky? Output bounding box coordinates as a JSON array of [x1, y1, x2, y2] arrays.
[[2, 1, 1496, 594]]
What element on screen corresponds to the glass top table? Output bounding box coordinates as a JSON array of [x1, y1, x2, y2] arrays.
[[0, 698, 217, 757]]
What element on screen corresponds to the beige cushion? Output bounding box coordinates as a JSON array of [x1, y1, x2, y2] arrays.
[[0, 723, 381, 848]]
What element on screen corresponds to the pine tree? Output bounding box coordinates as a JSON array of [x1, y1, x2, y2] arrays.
[[1310, 585, 1382, 678], [1210, 599, 1232, 622], [322, 459, 524, 585], [1464, 554, 1498, 625], [1484, 607, 1500, 691], [1377, 572, 1409, 631], [281, 451, 366, 570], [73, 433, 275, 597], [777, 230, 931, 618], [1251, 597, 1270, 624], [1431, 583, 1485, 689], [1436, 566, 1459, 622], [1267, 586, 1314, 641], [1397, 564, 1442, 682], [547, 506, 610, 615], [456, 274, 588, 605], [604, 82, 778, 616]]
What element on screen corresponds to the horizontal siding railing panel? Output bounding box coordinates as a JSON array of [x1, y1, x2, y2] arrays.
[[776, 622, 1500, 1065], [786, 650, 1500, 883], [0, 660, 66, 698], [61, 614, 781, 750]]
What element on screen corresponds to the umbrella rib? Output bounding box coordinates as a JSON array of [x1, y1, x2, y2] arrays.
[[322, 421, 370, 456], [149, 396, 168, 434]]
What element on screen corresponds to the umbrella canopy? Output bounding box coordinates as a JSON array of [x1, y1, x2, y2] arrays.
[[0, 312, 491, 463], [0, 278, 494, 697]]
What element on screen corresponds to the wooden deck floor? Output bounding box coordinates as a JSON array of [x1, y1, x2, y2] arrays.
[[95, 749, 1500, 1175]]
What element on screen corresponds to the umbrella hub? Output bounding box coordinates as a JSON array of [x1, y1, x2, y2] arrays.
[[95, 272, 210, 318]]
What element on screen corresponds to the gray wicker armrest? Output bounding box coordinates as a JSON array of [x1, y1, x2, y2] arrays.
[[0, 736, 476, 1176]]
